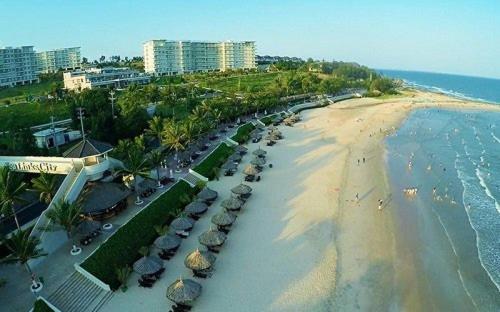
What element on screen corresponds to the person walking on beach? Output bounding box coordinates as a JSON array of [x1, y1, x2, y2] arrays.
[[378, 199, 383, 211], [355, 193, 359, 202], [363, 157, 366, 163], [357, 159, 360, 165]]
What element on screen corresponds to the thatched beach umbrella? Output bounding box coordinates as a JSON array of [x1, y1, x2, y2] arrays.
[[184, 249, 216, 271], [251, 157, 266, 166], [198, 228, 227, 247], [197, 187, 218, 202], [166, 278, 202, 305], [253, 147, 267, 156], [77, 220, 101, 235], [154, 234, 182, 250], [133, 256, 163, 275], [235, 145, 247, 155], [231, 183, 252, 195], [265, 134, 279, 141], [243, 165, 259, 176], [170, 217, 195, 231], [211, 211, 237, 226], [221, 197, 244, 210], [222, 161, 237, 170], [185, 201, 208, 215], [228, 153, 242, 162]]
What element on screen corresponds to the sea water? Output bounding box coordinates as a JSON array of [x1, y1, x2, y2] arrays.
[[386, 109, 500, 309], [379, 69, 500, 104]]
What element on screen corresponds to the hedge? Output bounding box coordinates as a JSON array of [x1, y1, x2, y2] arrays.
[[259, 114, 277, 126], [231, 123, 255, 144], [33, 299, 54, 312], [192, 143, 234, 180], [80, 180, 198, 290]]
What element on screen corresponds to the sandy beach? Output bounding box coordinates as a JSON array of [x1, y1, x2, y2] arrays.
[[102, 90, 500, 312]]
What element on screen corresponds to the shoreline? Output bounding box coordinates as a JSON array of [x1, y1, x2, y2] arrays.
[[99, 90, 499, 311]]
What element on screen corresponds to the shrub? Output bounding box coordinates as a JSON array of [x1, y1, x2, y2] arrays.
[[231, 123, 255, 144], [192, 143, 234, 180], [259, 114, 277, 126], [33, 299, 54, 312], [80, 181, 197, 290]]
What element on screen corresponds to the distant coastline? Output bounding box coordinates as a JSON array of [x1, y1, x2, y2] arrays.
[[379, 69, 500, 105]]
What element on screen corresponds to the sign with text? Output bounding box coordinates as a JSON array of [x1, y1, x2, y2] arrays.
[[0, 157, 77, 174]]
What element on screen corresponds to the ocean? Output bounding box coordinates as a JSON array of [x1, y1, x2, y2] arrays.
[[386, 108, 500, 309], [379, 69, 500, 104]]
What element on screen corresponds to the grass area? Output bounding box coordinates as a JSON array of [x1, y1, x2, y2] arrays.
[[80, 181, 198, 290], [0, 101, 70, 132], [33, 299, 54, 312], [231, 123, 256, 144], [372, 92, 404, 100], [199, 72, 279, 93], [192, 143, 235, 180], [259, 114, 278, 126], [0, 79, 58, 104]]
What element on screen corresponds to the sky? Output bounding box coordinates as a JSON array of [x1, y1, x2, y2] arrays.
[[1, 0, 499, 79]]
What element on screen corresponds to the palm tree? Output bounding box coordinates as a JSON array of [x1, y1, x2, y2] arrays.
[[148, 149, 165, 188], [1, 229, 47, 290], [118, 149, 152, 205], [0, 166, 27, 230], [145, 116, 164, 145], [162, 120, 186, 169], [45, 200, 83, 255], [31, 172, 59, 205]]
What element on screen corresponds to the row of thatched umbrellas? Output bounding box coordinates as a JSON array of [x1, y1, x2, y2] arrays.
[[160, 143, 268, 307]]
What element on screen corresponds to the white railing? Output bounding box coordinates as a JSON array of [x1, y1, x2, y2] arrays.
[[74, 263, 111, 292], [188, 169, 209, 182]]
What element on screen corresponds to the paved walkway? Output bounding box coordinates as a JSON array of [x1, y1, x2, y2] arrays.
[[0, 113, 266, 312]]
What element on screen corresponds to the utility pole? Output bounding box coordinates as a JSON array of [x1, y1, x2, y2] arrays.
[[109, 90, 116, 119], [76, 107, 85, 141], [50, 116, 59, 154]]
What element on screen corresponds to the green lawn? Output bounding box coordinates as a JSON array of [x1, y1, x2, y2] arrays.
[[192, 143, 235, 180], [0, 101, 70, 132], [231, 122, 255, 144], [0, 79, 58, 105], [200, 72, 279, 93]]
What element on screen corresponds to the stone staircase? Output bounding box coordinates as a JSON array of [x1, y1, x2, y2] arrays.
[[47, 272, 113, 312], [182, 171, 204, 187]]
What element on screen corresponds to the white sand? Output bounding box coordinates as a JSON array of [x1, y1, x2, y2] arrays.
[[102, 90, 500, 312]]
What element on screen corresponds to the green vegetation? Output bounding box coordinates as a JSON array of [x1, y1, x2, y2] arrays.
[[231, 123, 256, 144], [192, 143, 235, 180], [33, 299, 54, 312], [199, 72, 280, 93], [80, 181, 198, 290], [260, 114, 278, 126], [0, 101, 70, 132], [0, 73, 62, 105]]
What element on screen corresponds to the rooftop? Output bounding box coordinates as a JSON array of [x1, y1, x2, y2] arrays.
[[63, 138, 113, 158]]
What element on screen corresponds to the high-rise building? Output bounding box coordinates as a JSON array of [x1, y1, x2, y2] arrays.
[[36, 47, 81, 73], [0, 46, 39, 87], [143, 40, 256, 75]]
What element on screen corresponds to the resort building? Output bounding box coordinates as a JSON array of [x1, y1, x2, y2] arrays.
[[36, 47, 81, 73], [143, 40, 256, 75], [0, 46, 39, 87], [63, 67, 151, 91]]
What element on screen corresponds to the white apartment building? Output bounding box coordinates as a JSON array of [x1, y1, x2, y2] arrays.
[[63, 67, 151, 91], [0, 46, 39, 87], [36, 47, 81, 73], [143, 40, 256, 75]]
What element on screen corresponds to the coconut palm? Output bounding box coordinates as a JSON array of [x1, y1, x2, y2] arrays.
[[162, 120, 186, 168], [1, 229, 47, 290], [148, 149, 165, 188], [0, 166, 27, 230], [31, 172, 59, 205], [45, 200, 83, 254], [115, 265, 132, 292], [118, 149, 152, 205], [145, 116, 164, 145]]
